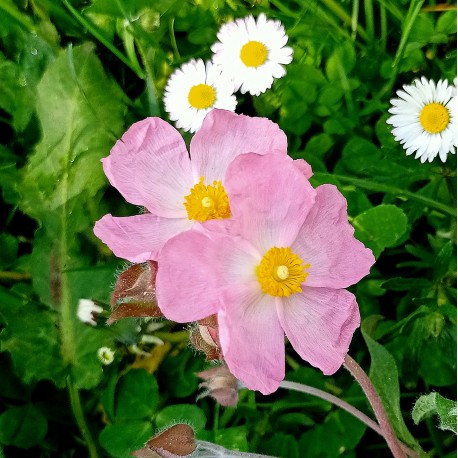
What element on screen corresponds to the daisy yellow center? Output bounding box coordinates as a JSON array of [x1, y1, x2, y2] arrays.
[[184, 176, 231, 222], [240, 41, 268, 67], [256, 247, 310, 297], [419, 103, 450, 134], [188, 84, 216, 110]]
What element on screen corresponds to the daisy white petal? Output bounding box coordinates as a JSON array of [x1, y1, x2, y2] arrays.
[[212, 14, 293, 96], [387, 77, 457, 163], [164, 59, 236, 133]]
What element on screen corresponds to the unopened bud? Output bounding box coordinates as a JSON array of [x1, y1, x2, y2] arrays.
[[197, 364, 240, 407]]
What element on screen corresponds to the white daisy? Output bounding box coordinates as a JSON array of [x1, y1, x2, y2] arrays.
[[76, 299, 103, 326], [387, 77, 457, 163], [211, 13, 293, 96], [164, 59, 237, 133], [97, 347, 115, 365]]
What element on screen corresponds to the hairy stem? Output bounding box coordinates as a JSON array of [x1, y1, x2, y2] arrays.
[[343, 355, 407, 458]]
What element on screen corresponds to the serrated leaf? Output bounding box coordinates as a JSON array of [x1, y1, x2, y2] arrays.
[[361, 316, 419, 450], [412, 393, 457, 434], [353, 205, 408, 257]]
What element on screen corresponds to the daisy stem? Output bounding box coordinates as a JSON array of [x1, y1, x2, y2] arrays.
[[343, 354, 408, 458], [279, 380, 417, 457], [169, 17, 181, 60], [314, 172, 457, 217], [380, 0, 424, 97]]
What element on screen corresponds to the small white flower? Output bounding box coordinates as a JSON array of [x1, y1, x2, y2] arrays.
[[211, 13, 293, 96], [164, 59, 237, 133], [76, 299, 103, 326], [97, 347, 115, 365], [387, 77, 457, 163]]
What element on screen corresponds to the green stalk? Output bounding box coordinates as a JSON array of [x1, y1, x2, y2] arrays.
[[68, 378, 100, 458], [351, 0, 360, 41], [364, 0, 375, 42], [314, 172, 457, 217], [375, 0, 403, 22], [322, 0, 369, 41], [169, 17, 181, 60], [381, 0, 424, 96], [61, 0, 144, 79], [380, 1, 387, 50]]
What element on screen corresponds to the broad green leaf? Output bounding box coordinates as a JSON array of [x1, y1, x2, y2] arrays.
[[156, 404, 206, 432], [412, 393, 457, 434], [215, 426, 248, 453], [436, 11, 457, 34], [353, 205, 408, 257], [361, 316, 419, 450], [0, 233, 18, 269], [115, 369, 159, 420], [19, 42, 126, 225], [99, 420, 153, 458], [0, 288, 67, 387], [325, 42, 356, 81], [0, 404, 47, 449]]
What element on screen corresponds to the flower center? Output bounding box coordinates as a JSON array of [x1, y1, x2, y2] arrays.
[[240, 41, 268, 67], [188, 84, 216, 110], [419, 102, 450, 134], [256, 247, 310, 297], [184, 176, 231, 222]]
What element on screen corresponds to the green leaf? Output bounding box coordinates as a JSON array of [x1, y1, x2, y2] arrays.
[[325, 42, 356, 82], [214, 426, 248, 452], [361, 316, 419, 450], [115, 369, 159, 420], [412, 393, 457, 434], [353, 205, 408, 257], [436, 11, 457, 35], [0, 404, 48, 448], [0, 288, 67, 387], [0, 233, 18, 269], [433, 241, 454, 281], [99, 420, 153, 458], [19, 42, 126, 225], [156, 404, 206, 432]]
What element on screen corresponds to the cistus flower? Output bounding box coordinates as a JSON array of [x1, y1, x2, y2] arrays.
[[94, 109, 287, 263], [387, 77, 457, 163], [157, 153, 375, 394], [212, 13, 293, 96], [76, 299, 103, 326], [164, 59, 237, 133]]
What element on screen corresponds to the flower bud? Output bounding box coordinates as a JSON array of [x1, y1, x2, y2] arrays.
[[197, 364, 240, 407], [189, 314, 222, 361]]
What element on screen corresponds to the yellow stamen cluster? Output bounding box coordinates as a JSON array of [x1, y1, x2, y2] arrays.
[[184, 177, 231, 222], [419, 102, 450, 134], [256, 247, 310, 297], [188, 84, 216, 110], [240, 41, 268, 67]]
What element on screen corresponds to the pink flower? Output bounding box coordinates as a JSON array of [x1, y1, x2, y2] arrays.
[[94, 109, 287, 262], [157, 153, 375, 394]]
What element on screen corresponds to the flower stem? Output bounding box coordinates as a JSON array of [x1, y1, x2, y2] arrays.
[[67, 378, 100, 458], [279, 380, 417, 457], [343, 354, 407, 458]]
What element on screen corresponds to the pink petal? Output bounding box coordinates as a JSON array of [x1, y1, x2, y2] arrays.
[[278, 288, 360, 375], [294, 158, 313, 179], [156, 230, 227, 322], [224, 153, 316, 252], [157, 224, 263, 325], [190, 109, 287, 183], [292, 185, 375, 289], [94, 213, 193, 262], [103, 118, 193, 218], [219, 287, 285, 394]]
